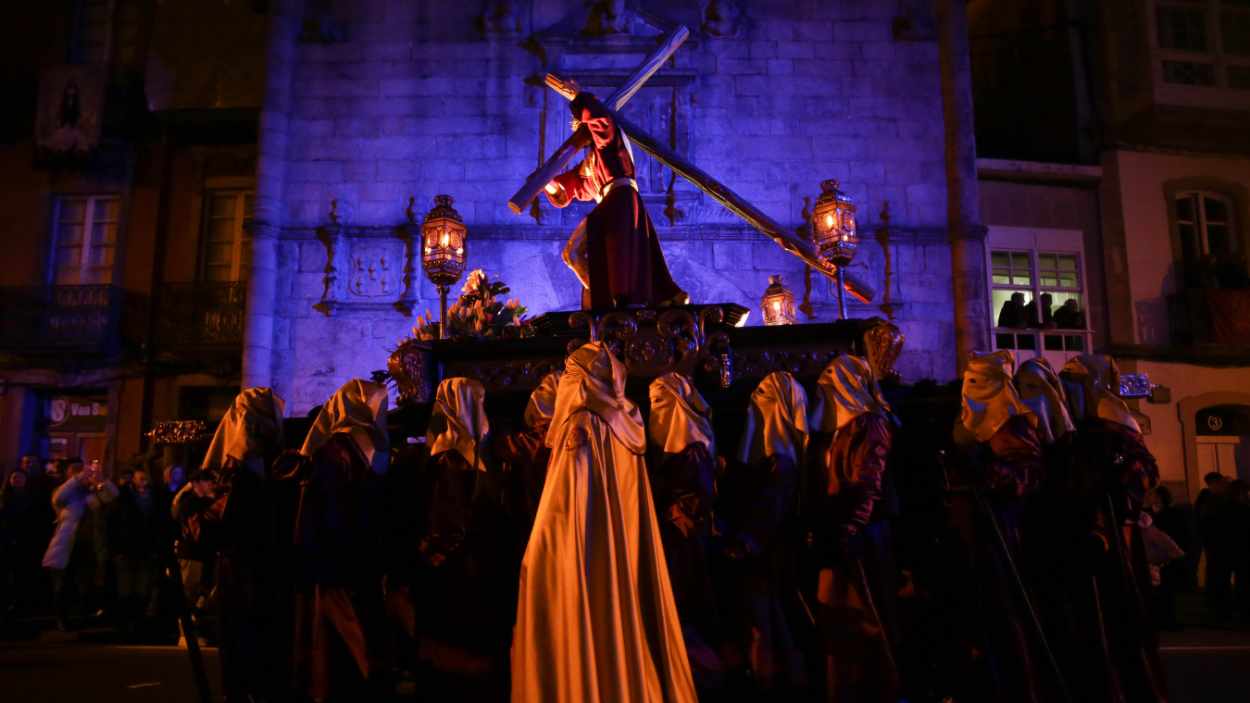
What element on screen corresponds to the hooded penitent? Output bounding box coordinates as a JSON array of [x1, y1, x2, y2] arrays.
[[300, 379, 390, 475], [738, 371, 809, 466], [427, 377, 490, 470], [810, 354, 891, 433], [513, 341, 696, 703], [201, 387, 285, 474], [648, 372, 715, 456], [1060, 354, 1141, 433], [522, 370, 561, 433], [1015, 357, 1074, 445], [960, 351, 1036, 443], [545, 341, 646, 454]]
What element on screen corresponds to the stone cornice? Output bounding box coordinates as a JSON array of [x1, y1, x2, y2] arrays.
[[277, 222, 951, 244]]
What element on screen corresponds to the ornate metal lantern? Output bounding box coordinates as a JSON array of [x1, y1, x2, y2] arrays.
[[761, 274, 797, 326], [811, 179, 858, 319], [421, 195, 468, 339]]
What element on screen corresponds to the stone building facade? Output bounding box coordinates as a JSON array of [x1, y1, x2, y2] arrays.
[[968, 0, 1250, 498], [248, 0, 973, 413], [1, 0, 986, 465]]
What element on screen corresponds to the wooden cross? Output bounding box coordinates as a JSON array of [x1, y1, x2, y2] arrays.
[[507, 26, 873, 303]]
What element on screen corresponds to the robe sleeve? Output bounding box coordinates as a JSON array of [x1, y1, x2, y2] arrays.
[[546, 156, 597, 207], [986, 414, 1044, 498], [1107, 424, 1160, 519], [729, 454, 797, 557], [843, 414, 891, 529]]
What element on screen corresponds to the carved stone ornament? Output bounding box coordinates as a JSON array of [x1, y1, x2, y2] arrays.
[[313, 199, 420, 316], [701, 0, 743, 38], [566, 305, 734, 382], [730, 349, 831, 381], [440, 357, 565, 394], [862, 317, 905, 383], [480, 0, 520, 37]]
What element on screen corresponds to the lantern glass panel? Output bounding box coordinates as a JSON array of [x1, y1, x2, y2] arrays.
[[421, 195, 468, 287], [761, 275, 796, 326]]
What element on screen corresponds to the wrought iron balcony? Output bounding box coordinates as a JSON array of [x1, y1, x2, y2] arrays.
[[1168, 288, 1250, 350], [0, 285, 126, 355], [154, 281, 246, 351]]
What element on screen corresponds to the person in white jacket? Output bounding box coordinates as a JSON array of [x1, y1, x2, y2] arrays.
[[42, 460, 118, 630]]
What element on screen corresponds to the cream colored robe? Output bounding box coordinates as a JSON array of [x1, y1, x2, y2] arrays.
[[512, 342, 697, 703]]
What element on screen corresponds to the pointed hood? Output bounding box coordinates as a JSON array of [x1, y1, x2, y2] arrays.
[[737, 371, 809, 465], [1015, 357, 1075, 445], [300, 379, 390, 474], [427, 377, 490, 469], [960, 351, 1036, 443], [648, 372, 715, 455], [201, 387, 285, 475], [810, 354, 891, 433], [547, 342, 645, 454], [1060, 354, 1140, 433]]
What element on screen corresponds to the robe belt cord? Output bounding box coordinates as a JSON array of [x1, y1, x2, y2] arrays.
[[596, 177, 638, 203]]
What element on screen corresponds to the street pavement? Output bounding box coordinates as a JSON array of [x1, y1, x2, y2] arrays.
[[2, 626, 1248, 701], [0, 634, 219, 702]]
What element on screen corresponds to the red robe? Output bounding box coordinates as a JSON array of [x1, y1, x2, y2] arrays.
[[809, 413, 899, 702], [546, 95, 684, 309]]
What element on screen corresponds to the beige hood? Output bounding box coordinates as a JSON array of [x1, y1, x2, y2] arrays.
[[300, 379, 390, 474], [648, 372, 715, 455], [201, 387, 285, 474], [810, 354, 891, 432], [737, 371, 809, 465], [547, 342, 646, 455], [427, 377, 490, 469]]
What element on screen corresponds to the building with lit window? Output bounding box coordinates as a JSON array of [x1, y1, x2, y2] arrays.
[[971, 0, 1250, 500]]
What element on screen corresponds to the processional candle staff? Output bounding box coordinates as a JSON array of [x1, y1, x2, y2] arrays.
[[421, 195, 467, 340], [761, 274, 797, 326], [812, 179, 858, 320]]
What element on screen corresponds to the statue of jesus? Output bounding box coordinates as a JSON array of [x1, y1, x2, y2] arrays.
[[543, 90, 688, 310]]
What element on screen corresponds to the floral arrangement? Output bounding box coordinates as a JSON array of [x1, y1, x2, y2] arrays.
[[411, 269, 534, 341]]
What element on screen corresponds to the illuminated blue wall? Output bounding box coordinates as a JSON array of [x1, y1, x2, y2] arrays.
[[264, 1, 957, 412]]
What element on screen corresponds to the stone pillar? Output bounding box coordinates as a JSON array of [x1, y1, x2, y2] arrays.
[[936, 0, 990, 374], [243, 0, 303, 389]]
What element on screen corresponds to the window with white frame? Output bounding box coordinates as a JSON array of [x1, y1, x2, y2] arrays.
[[1155, 0, 1250, 89], [202, 190, 254, 282], [51, 195, 120, 285], [987, 227, 1091, 368]]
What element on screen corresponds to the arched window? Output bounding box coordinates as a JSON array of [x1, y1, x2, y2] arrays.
[[1175, 190, 1244, 287]]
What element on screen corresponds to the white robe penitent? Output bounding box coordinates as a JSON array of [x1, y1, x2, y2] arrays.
[[512, 343, 697, 703]]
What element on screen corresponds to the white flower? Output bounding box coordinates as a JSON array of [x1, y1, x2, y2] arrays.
[[462, 269, 486, 294]]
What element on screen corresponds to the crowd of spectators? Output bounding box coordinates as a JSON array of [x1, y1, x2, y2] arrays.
[[0, 454, 199, 640], [4, 455, 1249, 645]]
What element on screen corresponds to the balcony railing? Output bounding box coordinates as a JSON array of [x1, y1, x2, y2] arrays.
[[154, 281, 247, 350], [0, 285, 125, 354], [1169, 288, 1250, 349]]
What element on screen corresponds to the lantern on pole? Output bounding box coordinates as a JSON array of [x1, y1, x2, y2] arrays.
[[811, 179, 858, 319], [421, 195, 468, 339], [761, 274, 797, 326]]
